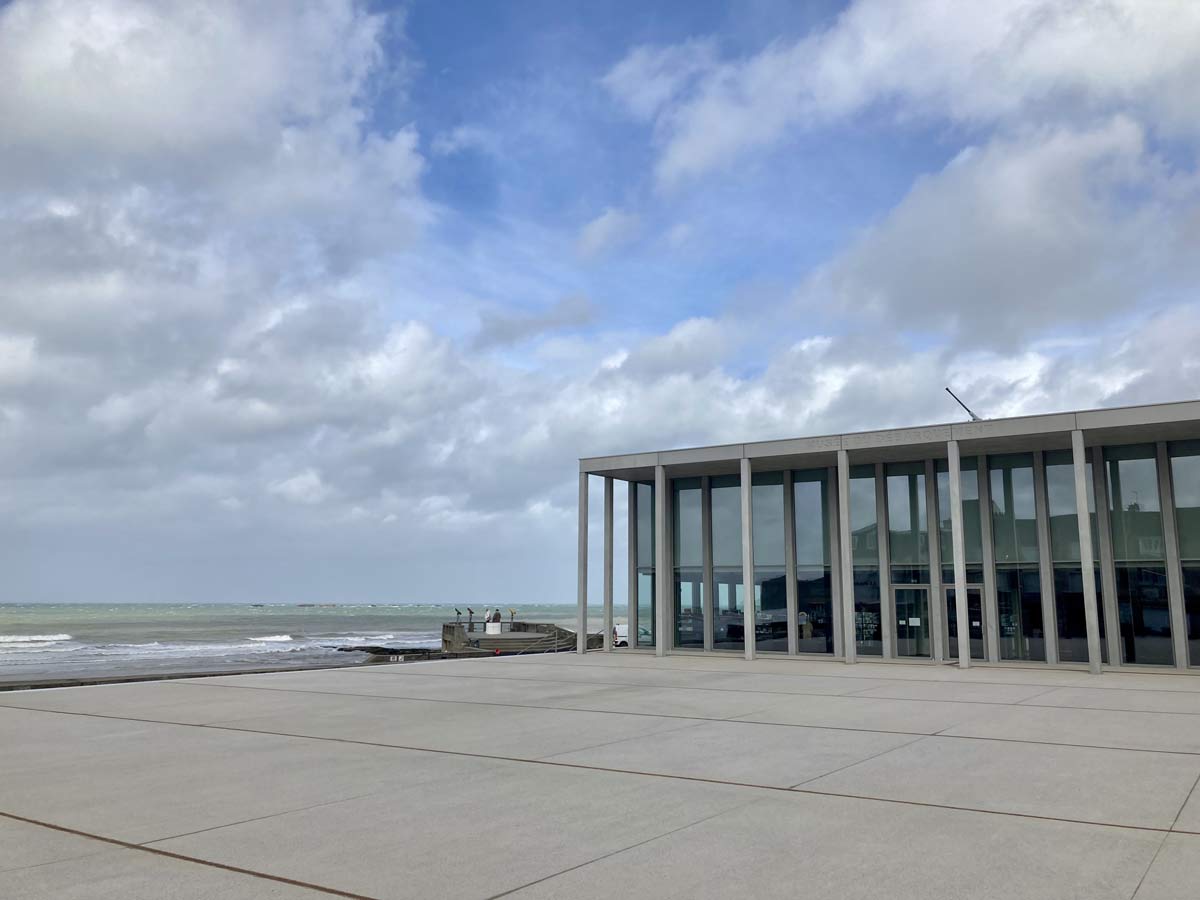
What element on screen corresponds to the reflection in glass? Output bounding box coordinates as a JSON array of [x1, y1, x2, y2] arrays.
[[794, 469, 834, 654], [710, 474, 744, 651], [672, 478, 703, 648], [1170, 443, 1200, 666], [636, 482, 655, 648], [990, 454, 1044, 661], [946, 586, 984, 659], [1044, 450, 1106, 664], [937, 458, 985, 660], [1107, 445, 1173, 665], [752, 472, 787, 652], [849, 466, 882, 655]]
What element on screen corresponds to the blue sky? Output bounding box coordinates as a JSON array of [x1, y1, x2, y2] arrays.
[[0, 0, 1198, 605]]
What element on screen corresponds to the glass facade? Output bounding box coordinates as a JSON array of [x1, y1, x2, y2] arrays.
[[990, 454, 1045, 661], [751, 472, 788, 652], [636, 481, 655, 648], [672, 478, 704, 649], [793, 469, 834, 654], [887, 462, 930, 657], [711, 474, 744, 651], [849, 465, 882, 656], [1106, 445, 1173, 665], [1044, 450, 1105, 663], [1169, 441, 1200, 667], [936, 458, 985, 659]]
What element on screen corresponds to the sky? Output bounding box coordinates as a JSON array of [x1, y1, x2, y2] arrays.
[[1, 0, 1199, 607]]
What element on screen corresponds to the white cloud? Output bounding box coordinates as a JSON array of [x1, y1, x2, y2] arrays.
[[801, 117, 1200, 344], [605, 0, 1200, 185], [576, 207, 641, 259], [600, 38, 715, 120], [269, 469, 332, 505]]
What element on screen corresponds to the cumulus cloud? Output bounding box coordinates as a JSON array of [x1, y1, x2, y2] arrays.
[[802, 117, 1200, 344], [604, 0, 1200, 185], [576, 207, 641, 259]]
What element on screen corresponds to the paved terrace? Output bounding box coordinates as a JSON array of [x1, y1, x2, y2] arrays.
[[3, 656, 1200, 899]]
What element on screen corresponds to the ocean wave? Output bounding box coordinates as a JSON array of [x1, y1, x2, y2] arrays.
[[248, 634, 294, 642], [0, 634, 72, 643]]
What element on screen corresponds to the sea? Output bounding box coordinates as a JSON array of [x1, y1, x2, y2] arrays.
[[0, 603, 587, 685]]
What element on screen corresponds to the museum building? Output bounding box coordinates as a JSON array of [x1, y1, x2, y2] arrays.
[[575, 400, 1200, 673]]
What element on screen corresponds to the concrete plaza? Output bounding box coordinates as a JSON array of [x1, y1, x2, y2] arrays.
[[3, 654, 1200, 899]]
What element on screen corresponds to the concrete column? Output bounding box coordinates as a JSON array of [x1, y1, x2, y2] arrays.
[[655, 465, 668, 657], [1033, 451, 1059, 665], [978, 454, 1000, 661], [603, 476, 614, 652], [740, 457, 756, 660], [828, 466, 844, 658], [1092, 446, 1121, 665], [837, 450, 856, 664], [702, 475, 714, 652], [947, 442, 971, 669], [783, 469, 799, 655], [627, 481, 638, 649], [1157, 442, 1188, 669], [1071, 431, 1103, 673], [876, 462, 893, 659], [925, 458, 944, 662], [577, 472, 588, 654]]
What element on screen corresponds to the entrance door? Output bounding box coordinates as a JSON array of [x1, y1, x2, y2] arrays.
[[894, 587, 930, 658], [945, 586, 985, 660]]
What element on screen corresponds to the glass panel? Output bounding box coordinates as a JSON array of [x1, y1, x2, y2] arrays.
[[853, 567, 882, 656], [894, 587, 930, 657], [1045, 451, 1105, 663], [990, 454, 1039, 565], [752, 472, 787, 652], [937, 457, 982, 567], [1173, 443, 1200, 666], [1053, 566, 1106, 664], [946, 587, 984, 660], [995, 566, 1045, 661], [636, 482, 655, 648], [672, 478, 703, 649], [794, 469, 833, 654], [1106, 446, 1171, 665], [1172, 443, 1200, 561], [1115, 564, 1173, 665], [710, 474, 743, 651], [1183, 564, 1200, 669], [849, 466, 881, 656], [887, 462, 928, 570]]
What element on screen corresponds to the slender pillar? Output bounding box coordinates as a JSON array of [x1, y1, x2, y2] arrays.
[[701, 476, 714, 651], [577, 472, 588, 654], [828, 466, 844, 658], [978, 454, 1000, 661], [948, 442, 971, 668], [655, 464, 668, 657], [1157, 442, 1188, 669], [876, 462, 893, 659], [783, 470, 799, 655], [925, 458, 944, 662], [837, 450, 856, 664], [1092, 446, 1121, 665], [1071, 431, 1102, 673], [740, 457, 756, 660], [603, 477, 614, 651], [1033, 451, 1059, 665], [627, 481, 638, 649]]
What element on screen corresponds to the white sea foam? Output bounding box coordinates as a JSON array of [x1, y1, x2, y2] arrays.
[[249, 634, 294, 642], [0, 634, 72, 643]]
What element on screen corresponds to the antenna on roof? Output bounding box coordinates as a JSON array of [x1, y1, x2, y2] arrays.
[[945, 387, 983, 422]]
